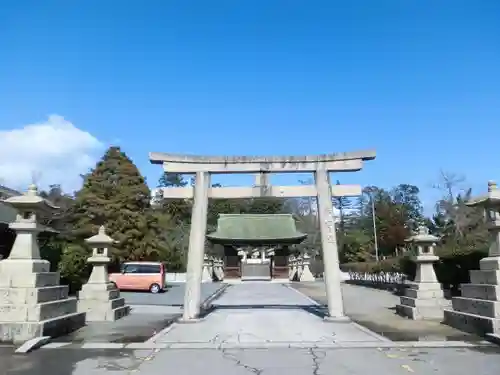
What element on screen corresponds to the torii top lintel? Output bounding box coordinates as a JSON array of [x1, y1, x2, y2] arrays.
[[149, 150, 376, 174]]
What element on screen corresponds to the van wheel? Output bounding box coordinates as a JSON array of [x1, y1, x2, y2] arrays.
[[149, 283, 161, 294]]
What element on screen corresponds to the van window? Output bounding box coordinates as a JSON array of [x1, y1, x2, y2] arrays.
[[123, 264, 141, 274], [137, 264, 161, 274]]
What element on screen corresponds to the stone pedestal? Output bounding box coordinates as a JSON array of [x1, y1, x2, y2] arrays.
[[396, 226, 449, 320], [77, 227, 130, 322], [0, 185, 85, 343], [444, 181, 500, 336], [443, 259, 500, 336], [299, 253, 315, 282], [241, 259, 271, 281]]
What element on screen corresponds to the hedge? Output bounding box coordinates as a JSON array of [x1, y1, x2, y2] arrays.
[[341, 247, 488, 292]]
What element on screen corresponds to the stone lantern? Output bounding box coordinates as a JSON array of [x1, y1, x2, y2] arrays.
[[443, 180, 500, 338], [77, 226, 130, 321], [396, 225, 448, 320], [0, 184, 85, 343], [467, 180, 500, 264], [299, 252, 315, 282], [202, 253, 212, 283], [85, 225, 114, 285], [5, 184, 58, 268], [407, 226, 440, 284]]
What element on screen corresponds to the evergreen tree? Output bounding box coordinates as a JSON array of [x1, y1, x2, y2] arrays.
[[155, 172, 192, 224], [71, 146, 167, 263]]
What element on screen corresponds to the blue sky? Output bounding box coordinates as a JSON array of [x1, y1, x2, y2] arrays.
[[1, 1, 499, 210]]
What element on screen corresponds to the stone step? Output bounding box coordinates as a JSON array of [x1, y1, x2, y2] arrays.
[[451, 297, 500, 318], [404, 288, 445, 299], [79, 300, 130, 322], [396, 303, 444, 320], [0, 298, 79, 322], [444, 308, 500, 336], [110, 297, 126, 309], [78, 287, 120, 301], [0, 259, 51, 274], [0, 285, 69, 305], [112, 305, 130, 320], [78, 297, 126, 313], [469, 270, 500, 285], [0, 311, 86, 344], [461, 284, 500, 301], [399, 296, 449, 308], [0, 272, 60, 288]]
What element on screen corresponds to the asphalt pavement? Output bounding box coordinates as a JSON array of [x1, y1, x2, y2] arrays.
[[49, 282, 226, 344], [121, 282, 223, 306]]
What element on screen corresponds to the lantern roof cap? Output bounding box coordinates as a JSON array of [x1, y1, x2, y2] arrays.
[[405, 226, 440, 243], [3, 184, 59, 211], [85, 226, 115, 245]]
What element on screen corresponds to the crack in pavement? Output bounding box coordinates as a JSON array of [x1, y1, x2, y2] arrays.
[[92, 349, 159, 374], [221, 349, 264, 375], [308, 348, 327, 375]]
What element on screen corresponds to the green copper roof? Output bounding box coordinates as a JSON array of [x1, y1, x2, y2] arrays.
[[207, 214, 307, 245]]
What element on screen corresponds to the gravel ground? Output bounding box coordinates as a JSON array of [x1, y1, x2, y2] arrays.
[[292, 281, 482, 341]]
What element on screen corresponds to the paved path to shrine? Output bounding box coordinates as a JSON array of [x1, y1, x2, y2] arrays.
[[151, 282, 389, 346], [4, 282, 500, 374]]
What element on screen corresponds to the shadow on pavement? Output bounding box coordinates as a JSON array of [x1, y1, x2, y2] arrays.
[[199, 303, 330, 320], [55, 314, 179, 343], [2, 347, 152, 375]]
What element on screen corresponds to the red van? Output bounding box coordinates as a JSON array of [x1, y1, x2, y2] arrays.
[[109, 261, 166, 293]]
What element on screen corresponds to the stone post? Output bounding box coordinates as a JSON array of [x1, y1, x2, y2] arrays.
[[208, 256, 215, 280], [396, 226, 448, 320], [77, 226, 130, 321], [212, 258, 222, 281], [300, 252, 316, 282], [444, 181, 500, 339], [202, 254, 213, 283], [0, 184, 85, 343], [296, 255, 304, 280], [289, 256, 297, 281], [315, 166, 347, 320], [219, 258, 225, 280], [182, 171, 210, 321]]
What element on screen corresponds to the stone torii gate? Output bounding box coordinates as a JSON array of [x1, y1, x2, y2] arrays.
[[150, 150, 376, 322]]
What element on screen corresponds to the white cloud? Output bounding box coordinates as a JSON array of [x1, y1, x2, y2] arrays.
[[0, 115, 104, 193]]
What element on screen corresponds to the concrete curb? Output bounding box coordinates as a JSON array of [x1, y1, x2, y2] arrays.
[[15, 336, 52, 354], [486, 333, 500, 346], [200, 283, 230, 312], [39, 339, 496, 350], [283, 282, 325, 306]]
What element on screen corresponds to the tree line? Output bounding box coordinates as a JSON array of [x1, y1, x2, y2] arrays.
[[0, 146, 489, 292]]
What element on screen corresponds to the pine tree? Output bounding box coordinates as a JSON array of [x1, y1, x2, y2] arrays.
[[71, 146, 167, 263]]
